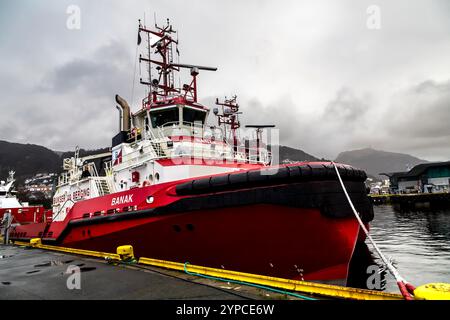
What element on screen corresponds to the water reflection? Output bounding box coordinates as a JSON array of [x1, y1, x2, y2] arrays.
[[368, 206, 450, 292]]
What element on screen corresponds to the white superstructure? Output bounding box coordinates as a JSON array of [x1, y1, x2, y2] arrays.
[[0, 171, 24, 209]]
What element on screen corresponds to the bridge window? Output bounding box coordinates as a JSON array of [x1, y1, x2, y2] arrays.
[[150, 107, 179, 128], [183, 107, 206, 125]]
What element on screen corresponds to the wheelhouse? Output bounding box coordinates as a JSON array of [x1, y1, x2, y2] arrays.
[[130, 102, 209, 141]]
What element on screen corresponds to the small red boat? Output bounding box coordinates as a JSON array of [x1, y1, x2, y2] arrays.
[[10, 19, 373, 286], [0, 171, 50, 225]]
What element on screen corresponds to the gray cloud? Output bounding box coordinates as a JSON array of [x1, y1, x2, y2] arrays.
[[1, 0, 450, 162], [39, 41, 132, 97], [386, 80, 450, 138], [324, 88, 369, 123]]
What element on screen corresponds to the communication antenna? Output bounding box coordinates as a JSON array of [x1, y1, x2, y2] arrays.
[[136, 18, 216, 107], [245, 125, 276, 162], [134, 18, 217, 109], [215, 96, 241, 153]]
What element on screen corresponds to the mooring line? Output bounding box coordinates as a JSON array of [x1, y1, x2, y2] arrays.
[[331, 162, 415, 300]]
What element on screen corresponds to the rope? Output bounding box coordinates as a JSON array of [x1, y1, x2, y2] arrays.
[[183, 262, 317, 301], [331, 162, 415, 300]]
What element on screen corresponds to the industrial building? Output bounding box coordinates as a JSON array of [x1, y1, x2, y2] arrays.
[[381, 161, 450, 194]]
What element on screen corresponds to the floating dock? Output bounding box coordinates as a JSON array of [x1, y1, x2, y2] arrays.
[[0, 241, 406, 300]]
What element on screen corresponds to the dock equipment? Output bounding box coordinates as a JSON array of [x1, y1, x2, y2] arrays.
[[14, 240, 407, 300]]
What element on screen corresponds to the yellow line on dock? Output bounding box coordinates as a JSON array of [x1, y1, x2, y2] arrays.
[[13, 240, 404, 300], [138, 257, 404, 300]]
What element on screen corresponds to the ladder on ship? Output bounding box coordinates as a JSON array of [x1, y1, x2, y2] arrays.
[[151, 141, 166, 157], [88, 163, 112, 197], [97, 179, 111, 196]]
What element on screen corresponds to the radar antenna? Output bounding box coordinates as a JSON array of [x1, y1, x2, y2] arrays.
[[137, 18, 217, 107], [245, 125, 276, 162], [214, 96, 241, 153]]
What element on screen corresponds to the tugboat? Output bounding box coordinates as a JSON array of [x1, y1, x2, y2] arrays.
[[10, 19, 373, 285], [0, 171, 50, 225]]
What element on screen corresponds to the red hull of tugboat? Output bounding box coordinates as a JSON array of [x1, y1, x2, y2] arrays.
[[64, 206, 359, 283], [10, 163, 373, 285]]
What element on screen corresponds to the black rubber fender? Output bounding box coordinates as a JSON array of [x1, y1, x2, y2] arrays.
[[175, 163, 368, 196]]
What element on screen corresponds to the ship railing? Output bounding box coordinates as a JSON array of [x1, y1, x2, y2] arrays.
[[116, 143, 271, 169], [156, 121, 205, 140], [58, 172, 70, 186], [119, 142, 171, 168], [104, 161, 116, 193], [104, 161, 113, 177], [246, 151, 272, 165], [145, 123, 158, 141], [151, 141, 167, 158], [121, 123, 272, 166], [89, 176, 112, 197], [87, 164, 111, 197]]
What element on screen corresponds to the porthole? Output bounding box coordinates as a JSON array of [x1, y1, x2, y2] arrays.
[[186, 224, 195, 231], [173, 225, 181, 232], [155, 172, 160, 181], [146, 196, 154, 204]]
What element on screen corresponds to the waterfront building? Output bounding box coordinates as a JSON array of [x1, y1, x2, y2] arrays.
[[381, 161, 450, 194]]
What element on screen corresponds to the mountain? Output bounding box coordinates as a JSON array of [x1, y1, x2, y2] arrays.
[[1, 140, 318, 178], [278, 145, 321, 162], [335, 148, 428, 179], [0, 140, 61, 183], [0, 141, 110, 183]]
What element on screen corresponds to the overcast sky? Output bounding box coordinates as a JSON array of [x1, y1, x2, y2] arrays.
[[1, 0, 450, 160]]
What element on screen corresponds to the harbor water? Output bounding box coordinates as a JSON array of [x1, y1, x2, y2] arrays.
[[369, 205, 450, 292]]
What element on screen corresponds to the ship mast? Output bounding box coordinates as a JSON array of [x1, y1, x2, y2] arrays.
[[214, 96, 241, 154], [137, 18, 217, 107], [138, 18, 179, 102]]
